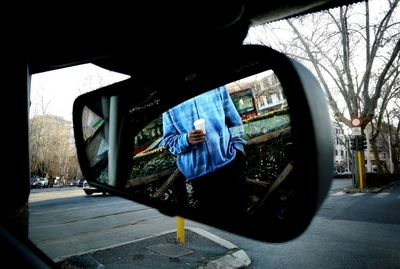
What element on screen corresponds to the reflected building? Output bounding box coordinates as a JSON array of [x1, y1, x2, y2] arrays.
[[226, 70, 287, 120]]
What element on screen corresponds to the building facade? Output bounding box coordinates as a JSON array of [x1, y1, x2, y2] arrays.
[[333, 123, 393, 174], [333, 126, 351, 174]]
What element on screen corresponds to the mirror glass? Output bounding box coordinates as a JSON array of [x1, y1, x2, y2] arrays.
[[80, 69, 294, 219]]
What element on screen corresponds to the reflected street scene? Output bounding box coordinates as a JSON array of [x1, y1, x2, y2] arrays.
[[114, 70, 295, 217]]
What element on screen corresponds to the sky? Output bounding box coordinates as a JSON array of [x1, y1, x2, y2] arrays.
[[244, 0, 399, 131], [30, 64, 129, 122], [30, 0, 395, 127]]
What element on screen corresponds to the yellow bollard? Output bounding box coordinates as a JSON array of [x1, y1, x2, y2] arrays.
[[176, 216, 185, 244]]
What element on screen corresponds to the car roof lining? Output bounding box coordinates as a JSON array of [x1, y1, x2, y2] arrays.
[[25, 0, 365, 75]]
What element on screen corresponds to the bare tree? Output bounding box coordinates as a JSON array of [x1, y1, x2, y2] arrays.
[[383, 98, 400, 173], [30, 115, 80, 183], [246, 0, 400, 176], [29, 93, 51, 177], [29, 64, 127, 184]]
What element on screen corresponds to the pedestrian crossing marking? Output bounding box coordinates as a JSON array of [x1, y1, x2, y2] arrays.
[[373, 193, 390, 198], [329, 191, 396, 198], [351, 193, 366, 196], [330, 191, 345, 196]]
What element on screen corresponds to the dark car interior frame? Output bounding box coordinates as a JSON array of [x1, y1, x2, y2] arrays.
[[3, 1, 364, 268]]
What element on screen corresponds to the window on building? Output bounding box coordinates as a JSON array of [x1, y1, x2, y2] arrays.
[[266, 95, 273, 104], [260, 96, 267, 107]]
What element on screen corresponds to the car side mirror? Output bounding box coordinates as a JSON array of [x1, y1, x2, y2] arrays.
[[73, 45, 333, 242]]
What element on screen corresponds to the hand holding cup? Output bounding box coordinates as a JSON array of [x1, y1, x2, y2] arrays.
[[188, 118, 206, 145]]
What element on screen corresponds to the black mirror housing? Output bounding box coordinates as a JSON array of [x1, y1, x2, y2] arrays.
[[73, 45, 333, 242]]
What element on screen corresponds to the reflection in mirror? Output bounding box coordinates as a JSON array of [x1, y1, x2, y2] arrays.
[[82, 107, 109, 173], [82, 106, 104, 141], [82, 69, 294, 220]]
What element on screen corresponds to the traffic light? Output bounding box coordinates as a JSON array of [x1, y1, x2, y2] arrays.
[[349, 136, 367, 151], [359, 135, 367, 150], [350, 137, 356, 150]]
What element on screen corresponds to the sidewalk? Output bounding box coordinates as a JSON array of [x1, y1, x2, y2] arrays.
[[330, 178, 353, 191], [57, 226, 251, 269], [330, 177, 400, 194]]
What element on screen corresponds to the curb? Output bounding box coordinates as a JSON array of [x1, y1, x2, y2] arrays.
[[370, 180, 400, 193], [342, 180, 400, 194], [198, 249, 251, 269], [187, 227, 251, 269]]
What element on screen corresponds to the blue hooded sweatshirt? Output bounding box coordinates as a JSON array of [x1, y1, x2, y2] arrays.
[[162, 86, 247, 181]]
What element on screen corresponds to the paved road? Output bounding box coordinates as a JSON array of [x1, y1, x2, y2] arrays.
[[29, 181, 400, 268], [29, 190, 176, 260], [200, 182, 400, 269]]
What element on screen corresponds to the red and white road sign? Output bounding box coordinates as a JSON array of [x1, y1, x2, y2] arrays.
[[351, 117, 362, 127]]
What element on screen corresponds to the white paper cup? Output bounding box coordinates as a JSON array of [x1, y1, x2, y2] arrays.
[[194, 118, 206, 132]]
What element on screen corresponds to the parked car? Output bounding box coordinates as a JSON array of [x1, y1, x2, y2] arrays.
[[77, 176, 86, 187], [82, 180, 108, 196], [333, 169, 353, 178], [30, 177, 48, 188], [39, 178, 48, 188], [30, 177, 41, 189]]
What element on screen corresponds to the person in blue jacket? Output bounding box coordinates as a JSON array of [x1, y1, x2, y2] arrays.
[[162, 86, 247, 217]]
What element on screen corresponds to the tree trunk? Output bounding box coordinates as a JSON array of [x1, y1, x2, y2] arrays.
[[370, 138, 384, 173]]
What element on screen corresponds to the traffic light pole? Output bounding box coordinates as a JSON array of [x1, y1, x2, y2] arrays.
[[357, 151, 364, 192], [350, 118, 368, 191], [350, 135, 367, 191]]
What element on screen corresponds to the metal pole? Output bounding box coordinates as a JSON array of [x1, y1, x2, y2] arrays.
[[108, 96, 119, 186], [357, 151, 364, 192], [176, 216, 185, 244]]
